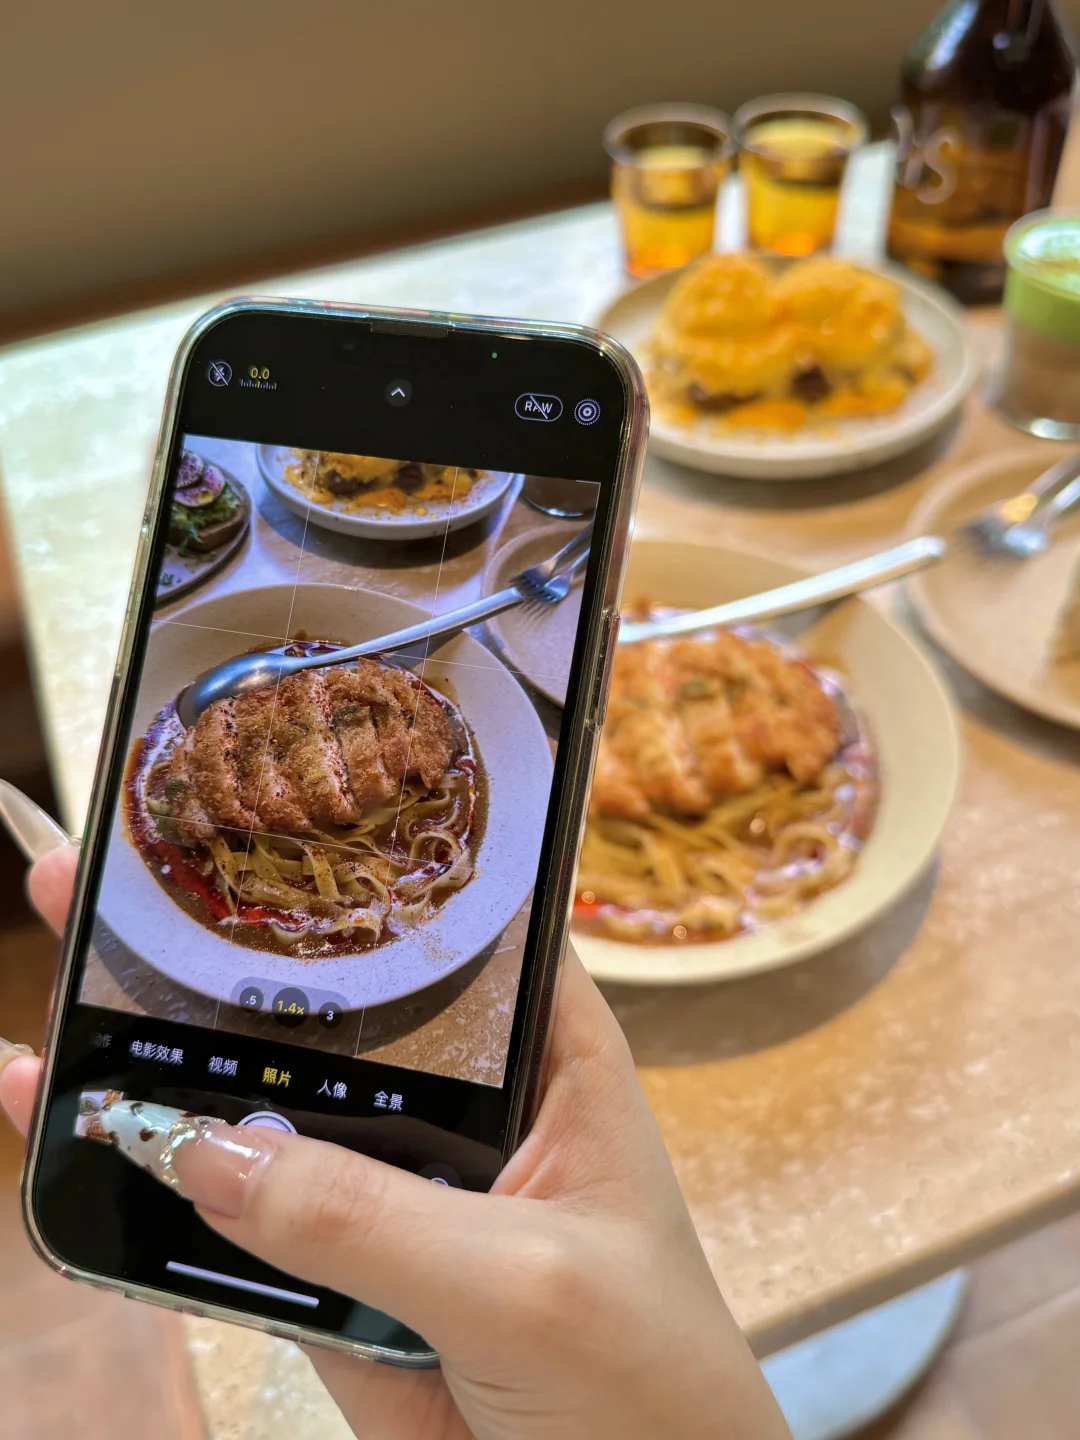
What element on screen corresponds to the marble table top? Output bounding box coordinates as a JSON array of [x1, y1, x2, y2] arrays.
[[8, 146, 1080, 1435]]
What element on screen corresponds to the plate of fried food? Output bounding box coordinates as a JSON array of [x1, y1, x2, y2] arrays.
[[596, 253, 976, 479], [572, 539, 960, 985], [258, 445, 518, 540]]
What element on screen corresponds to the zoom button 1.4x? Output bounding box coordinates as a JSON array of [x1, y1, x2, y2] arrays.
[[515, 392, 563, 422]]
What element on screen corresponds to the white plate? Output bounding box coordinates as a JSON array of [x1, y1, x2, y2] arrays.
[[97, 583, 553, 1007], [481, 523, 585, 706], [594, 260, 976, 480], [906, 449, 1080, 729], [574, 541, 961, 986], [257, 445, 518, 540]]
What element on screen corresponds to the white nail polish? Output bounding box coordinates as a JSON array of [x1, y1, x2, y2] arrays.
[[95, 1099, 224, 1188], [0, 780, 72, 862]]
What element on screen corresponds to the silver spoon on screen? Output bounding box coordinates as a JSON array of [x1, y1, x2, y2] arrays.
[[175, 525, 592, 728]]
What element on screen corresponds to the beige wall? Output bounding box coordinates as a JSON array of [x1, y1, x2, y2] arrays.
[[6, 0, 1080, 324]]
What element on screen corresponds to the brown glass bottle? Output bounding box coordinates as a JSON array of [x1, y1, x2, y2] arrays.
[[887, 0, 1077, 303]]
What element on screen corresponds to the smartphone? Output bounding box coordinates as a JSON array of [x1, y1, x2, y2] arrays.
[[22, 299, 646, 1364]]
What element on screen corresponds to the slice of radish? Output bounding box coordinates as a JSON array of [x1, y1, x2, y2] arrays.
[[175, 451, 205, 491], [174, 463, 226, 508]]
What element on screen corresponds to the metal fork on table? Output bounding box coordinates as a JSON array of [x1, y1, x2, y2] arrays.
[[960, 449, 1080, 558]]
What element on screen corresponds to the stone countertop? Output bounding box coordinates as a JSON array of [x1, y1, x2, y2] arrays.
[[9, 149, 1080, 1433]]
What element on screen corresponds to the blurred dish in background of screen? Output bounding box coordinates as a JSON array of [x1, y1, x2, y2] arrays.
[[258, 445, 517, 540], [574, 541, 960, 986]]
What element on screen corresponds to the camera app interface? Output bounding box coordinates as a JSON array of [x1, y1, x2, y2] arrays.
[[79, 438, 598, 1099]]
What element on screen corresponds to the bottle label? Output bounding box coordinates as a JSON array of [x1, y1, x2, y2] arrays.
[[891, 103, 963, 205]]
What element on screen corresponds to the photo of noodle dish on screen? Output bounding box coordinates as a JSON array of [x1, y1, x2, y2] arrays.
[[131, 653, 477, 953], [94, 579, 554, 1012], [573, 615, 877, 947]]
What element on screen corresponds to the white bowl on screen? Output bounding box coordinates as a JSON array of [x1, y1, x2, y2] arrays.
[[573, 541, 961, 986], [96, 583, 553, 1007]]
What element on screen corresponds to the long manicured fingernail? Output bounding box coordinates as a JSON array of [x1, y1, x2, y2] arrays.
[[0, 1037, 35, 1079], [0, 780, 72, 862], [95, 1100, 276, 1217]]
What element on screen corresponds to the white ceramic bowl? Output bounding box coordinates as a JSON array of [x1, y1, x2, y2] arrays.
[[97, 583, 553, 1006], [573, 540, 961, 985], [257, 445, 518, 540], [594, 260, 976, 480]]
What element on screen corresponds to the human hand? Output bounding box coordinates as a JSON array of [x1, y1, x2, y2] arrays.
[[3, 841, 789, 1440]]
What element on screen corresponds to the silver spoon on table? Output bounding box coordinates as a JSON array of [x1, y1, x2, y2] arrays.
[[175, 524, 592, 727], [618, 536, 948, 645]]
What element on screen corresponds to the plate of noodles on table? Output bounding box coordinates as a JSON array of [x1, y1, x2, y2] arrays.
[[573, 541, 960, 986], [595, 253, 975, 480], [96, 582, 553, 1008], [258, 445, 519, 540]]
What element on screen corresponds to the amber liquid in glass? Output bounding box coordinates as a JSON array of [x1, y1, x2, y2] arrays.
[[887, 0, 1076, 304], [613, 145, 724, 277], [742, 118, 854, 255]]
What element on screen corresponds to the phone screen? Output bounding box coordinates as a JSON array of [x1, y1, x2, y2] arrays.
[[28, 307, 638, 1354]]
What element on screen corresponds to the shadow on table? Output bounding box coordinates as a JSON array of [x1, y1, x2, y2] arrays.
[[602, 865, 937, 1066], [643, 412, 962, 514]]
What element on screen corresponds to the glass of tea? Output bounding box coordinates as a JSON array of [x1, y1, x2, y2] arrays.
[[991, 210, 1080, 439], [734, 93, 867, 256], [604, 104, 734, 278]]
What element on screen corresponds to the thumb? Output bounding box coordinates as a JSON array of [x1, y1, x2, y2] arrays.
[[171, 1119, 524, 1348], [27, 843, 79, 935]]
